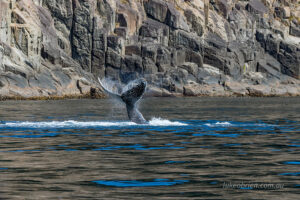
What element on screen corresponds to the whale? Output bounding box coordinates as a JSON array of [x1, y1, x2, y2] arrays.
[[98, 77, 147, 124]]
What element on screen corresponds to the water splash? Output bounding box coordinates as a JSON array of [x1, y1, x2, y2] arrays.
[[0, 118, 187, 129], [148, 117, 187, 126], [100, 78, 123, 95]]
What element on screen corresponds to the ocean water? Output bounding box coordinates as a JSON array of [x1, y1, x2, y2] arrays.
[[0, 97, 299, 199]]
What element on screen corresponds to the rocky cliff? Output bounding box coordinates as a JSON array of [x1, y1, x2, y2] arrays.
[[0, 0, 299, 98]]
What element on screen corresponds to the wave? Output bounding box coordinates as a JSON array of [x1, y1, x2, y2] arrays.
[[204, 122, 232, 127], [0, 118, 187, 129], [204, 121, 275, 128], [148, 118, 187, 126]]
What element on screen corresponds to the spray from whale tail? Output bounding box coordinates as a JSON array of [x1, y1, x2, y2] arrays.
[[98, 77, 147, 124]]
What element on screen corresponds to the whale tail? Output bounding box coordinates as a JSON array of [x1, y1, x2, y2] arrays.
[[98, 78, 147, 124]]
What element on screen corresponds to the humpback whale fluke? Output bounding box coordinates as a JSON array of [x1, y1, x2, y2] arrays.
[[98, 78, 147, 124]]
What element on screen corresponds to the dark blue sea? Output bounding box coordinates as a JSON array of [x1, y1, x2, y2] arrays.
[[0, 97, 299, 199]]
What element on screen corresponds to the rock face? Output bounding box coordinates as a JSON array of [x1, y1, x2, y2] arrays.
[[0, 0, 299, 98]]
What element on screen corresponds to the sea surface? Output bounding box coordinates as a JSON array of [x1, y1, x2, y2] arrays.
[[0, 97, 299, 199]]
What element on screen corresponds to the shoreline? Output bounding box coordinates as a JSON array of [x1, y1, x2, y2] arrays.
[[0, 91, 299, 101]]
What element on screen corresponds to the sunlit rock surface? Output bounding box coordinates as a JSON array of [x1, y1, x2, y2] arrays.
[[0, 0, 299, 98]]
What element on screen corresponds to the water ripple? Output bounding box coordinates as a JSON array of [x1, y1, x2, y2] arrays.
[[92, 179, 189, 187]]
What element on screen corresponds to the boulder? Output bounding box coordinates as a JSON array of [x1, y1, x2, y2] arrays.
[[185, 49, 203, 67], [198, 64, 222, 85], [145, 86, 173, 97], [247, 85, 272, 97], [169, 68, 189, 84], [183, 83, 229, 96], [225, 82, 248, 96], [178, 62, 198, 77]]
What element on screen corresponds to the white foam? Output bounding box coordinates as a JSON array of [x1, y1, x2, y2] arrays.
[[204, 122, 232, 127], [204, 121, 275, 128], [148, 118, 187, 126], [0, 118, 187, 129]]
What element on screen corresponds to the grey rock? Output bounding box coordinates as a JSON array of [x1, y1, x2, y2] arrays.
[[185, 49, 203, 68], [156, 46, 171, 66], [93, 28, 107, 52], [274, 6, 290, 19], [107, 35, 125, 55], [247, 85, 272, 97], [139, 19, 169, 45], [165, 3, 189, 31], [212, 0, 231, 18], [265, 34, 280, 58], [246, 0, 268, 15], [71, 0, 94, 71], [198, 64, 222, 85], [96, 0, 116, 32], [278, 41, 300, 79], [257, 54, 282, 78], [173, 48, 186, 67], [114, 27, 127, 39], [41, 43, 61, 65], [125, 44, 141, 56], [169, 68, 189, 84], [0, 45, 3, 69], [184, 9, 203, 37], [142, 44, 158, 62], [52, 70, 71, 87], [290, 23, 300, 37], [106, 48, 122, 69], [120, 71, 140, 84], [143, 58, 158, 74], [42, 0, 73, 29], [171, 30, 201, 51], [5, 73, 28, 88], [105, 66, 120, 81], [29, 72, 56, 90], [178, 62, 198, 77], [144, 0, 168, 23], [121, 55, 143, 74]]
